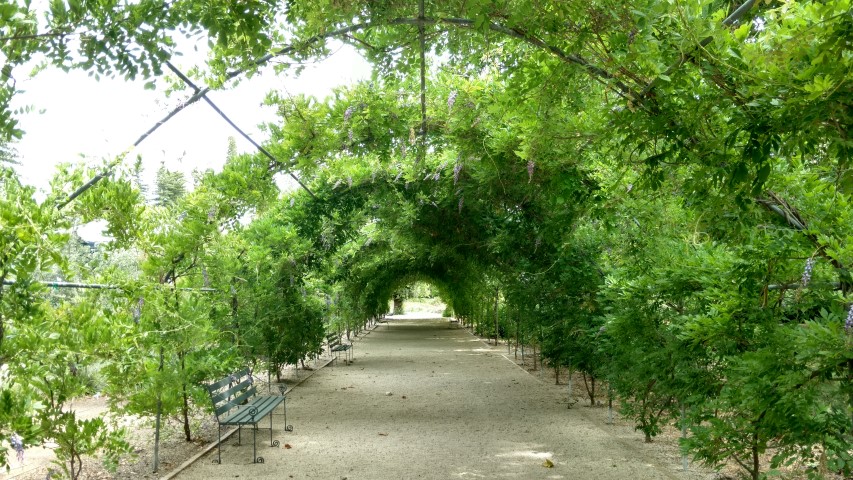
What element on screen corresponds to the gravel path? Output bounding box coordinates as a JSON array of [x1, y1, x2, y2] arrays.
[[175, 316, 709, 479]]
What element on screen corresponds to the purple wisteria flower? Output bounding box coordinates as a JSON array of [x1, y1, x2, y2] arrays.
[[447, 90, 458, 110], [11, 433, 24, 463], [453, 163, 463, 185], [347, 176, 353, 188], [801, 258, 814, 287], [527, 160, 535, 183], [132, 297, 144, 324], [845, 304, 853, 333], [343, 106, 354, 123], [433, 172, 440, 181], [458, 196, 464, 213], [290, 197, 296, 207]]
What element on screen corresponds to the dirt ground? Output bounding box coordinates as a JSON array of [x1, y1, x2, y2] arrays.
[[173, 315, 713, 480], [4, 314, 720, 480]]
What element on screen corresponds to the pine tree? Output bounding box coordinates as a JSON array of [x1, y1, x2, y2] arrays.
[[154, 162, 186, 207]]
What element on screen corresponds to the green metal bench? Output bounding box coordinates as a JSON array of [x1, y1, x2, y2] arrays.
[[326, 332, 352, 365], [206, 368, 292, 464]]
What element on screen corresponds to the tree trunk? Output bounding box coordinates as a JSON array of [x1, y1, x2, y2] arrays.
[[582, 372, 596, 405], [514, 311, 519, 359], [393, 295, 404, 315], [180, 353, 191, 442], [608, 389, 614, 425], [533, 340, 538, 371], [751, 432, 760, 480], [153, 345, 164, 473], [493, 290, 499, 346], [231, 283, 240, 346]]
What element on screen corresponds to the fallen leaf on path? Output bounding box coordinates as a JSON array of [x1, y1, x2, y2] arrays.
[[542, 459, 554, 468], [401, 395, 407, 399], [284, 444, 292, 449], [378, 433, 388, 436]]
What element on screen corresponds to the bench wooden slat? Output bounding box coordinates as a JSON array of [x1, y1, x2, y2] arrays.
[[213, 385, 258, 417], [211, 378, 253, 405], [220, 396, 284, 425], [206, 368, 250, 392]]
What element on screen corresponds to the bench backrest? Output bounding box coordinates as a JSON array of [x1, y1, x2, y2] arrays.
[[207, 368, 257, 420], [326, 333, 341, 347]]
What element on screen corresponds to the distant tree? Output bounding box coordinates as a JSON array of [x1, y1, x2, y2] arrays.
[[154, 163, 185, 207], [226, 136, 238, 161], [0, 142, 17, 165]]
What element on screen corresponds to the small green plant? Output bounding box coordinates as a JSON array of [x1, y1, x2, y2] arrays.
[[44, 410, 131, 480]]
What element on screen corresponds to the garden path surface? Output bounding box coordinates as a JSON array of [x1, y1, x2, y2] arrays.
[[175, 315, 710, 480]]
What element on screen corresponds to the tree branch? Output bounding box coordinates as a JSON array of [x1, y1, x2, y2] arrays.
[[165, 61, 317, 199], [756, 192, 850, 289], [59, 15, 631, 208]]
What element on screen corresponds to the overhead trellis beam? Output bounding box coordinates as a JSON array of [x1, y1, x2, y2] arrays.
[[767, 282, 841, 291], [164, 61, 317, 200], [59, 15, 639, 209], [1, 279, 217, 292]]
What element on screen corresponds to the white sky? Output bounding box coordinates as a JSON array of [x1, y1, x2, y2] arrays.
[[11, 41, 372, 193]]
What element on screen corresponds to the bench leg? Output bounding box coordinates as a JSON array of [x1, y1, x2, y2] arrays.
[[283, 397, 293, 432], [216, 426, 222, 464], [253, 423, 259, 463]]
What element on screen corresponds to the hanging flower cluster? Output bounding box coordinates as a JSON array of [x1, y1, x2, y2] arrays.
[[132, 297, 144, 324], [11, 433, 24, 463], [845, 304, 853, 333], [801, 258, 814, 287], [453, 163, 462, 185], [447, 90, 458, 110], [527, 160, 535, 183]]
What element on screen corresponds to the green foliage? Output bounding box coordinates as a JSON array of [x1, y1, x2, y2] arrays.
[[2, 1, 853, 478], [154, 163, 186, 207]]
